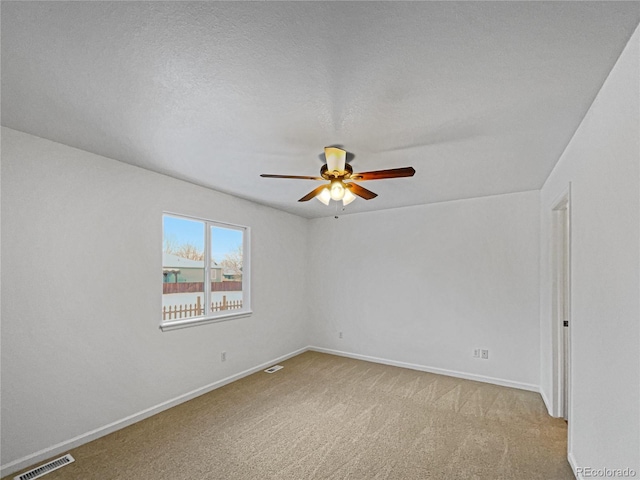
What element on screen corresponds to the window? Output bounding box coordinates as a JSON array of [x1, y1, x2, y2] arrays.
[[161, 213, 251, 331]]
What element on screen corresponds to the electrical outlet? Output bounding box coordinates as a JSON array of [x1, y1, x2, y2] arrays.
[[481, 349, 489, 360], [339, 331, 343, 339], [221, 351, 226, 362], [473, 349, 480, 358]]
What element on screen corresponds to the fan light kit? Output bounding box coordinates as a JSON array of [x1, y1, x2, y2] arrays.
[[260, 147, 415, 206]]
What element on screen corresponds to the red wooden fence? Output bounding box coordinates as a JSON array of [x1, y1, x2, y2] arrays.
[[163, 281, 242, 294]]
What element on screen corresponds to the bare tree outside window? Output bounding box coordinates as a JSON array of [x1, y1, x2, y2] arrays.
[[175, 243, 205, 261], [221, 245, 243, 275], [164, 234, 205, 261]]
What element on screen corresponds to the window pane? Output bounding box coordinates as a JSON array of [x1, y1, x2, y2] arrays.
[[211, 225, 243, 313], [162, 216, 205, 321], [160, 213, 251, 331]]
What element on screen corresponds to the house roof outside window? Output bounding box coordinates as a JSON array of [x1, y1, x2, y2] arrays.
[[163, 253, 221, 269]]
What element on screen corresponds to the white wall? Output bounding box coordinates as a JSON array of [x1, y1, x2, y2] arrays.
[[0, 128, 309, 471], [539, 25, 639, 474], [307, 191, 541, 389]]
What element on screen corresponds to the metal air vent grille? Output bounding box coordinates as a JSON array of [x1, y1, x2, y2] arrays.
[[14, 454, 75, 480]]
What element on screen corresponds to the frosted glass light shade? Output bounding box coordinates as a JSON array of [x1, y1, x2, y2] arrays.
[[342, 188, 356, 206], [330, 180, 345, 201], [316, 187, 331, 205], [325, 147, 346, 173]]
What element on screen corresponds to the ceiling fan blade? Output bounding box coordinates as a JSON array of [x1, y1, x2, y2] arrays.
[[350, 167, 416, 181], [260, 174, 325, 180], [347, 182, 377, 200], [298, 184, 329, 202], [325, 146, 346, 173]]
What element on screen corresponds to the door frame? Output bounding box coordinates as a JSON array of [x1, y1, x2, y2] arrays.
[[551, 185, 572, 435]]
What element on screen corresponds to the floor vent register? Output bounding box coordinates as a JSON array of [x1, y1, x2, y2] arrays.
[[264, 365, 283, 373], [14, 454, 75, 480]]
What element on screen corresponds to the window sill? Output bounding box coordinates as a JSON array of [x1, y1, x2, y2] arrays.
[[160, 310, 253, 332]]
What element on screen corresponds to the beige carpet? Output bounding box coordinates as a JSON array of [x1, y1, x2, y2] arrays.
[[7, 351, 574, 479]]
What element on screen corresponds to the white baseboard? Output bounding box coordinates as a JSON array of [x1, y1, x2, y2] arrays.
[[539, 387, 554, 416], [308, 346, 540, 392], [0, 347, 307, 478], [568, 451, 581, 479]]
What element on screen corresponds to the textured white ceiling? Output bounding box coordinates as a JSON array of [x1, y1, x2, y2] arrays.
[[2, 2, 639, 218]]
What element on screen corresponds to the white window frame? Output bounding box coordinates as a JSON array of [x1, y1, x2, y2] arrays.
[[161, 212, 252, 331]]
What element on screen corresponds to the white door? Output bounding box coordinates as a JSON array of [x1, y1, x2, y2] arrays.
[[560, 206, 569, 421], [553, 196, 570, 422]]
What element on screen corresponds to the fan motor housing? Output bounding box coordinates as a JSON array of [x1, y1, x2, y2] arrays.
[[321, 163, 353, 180]]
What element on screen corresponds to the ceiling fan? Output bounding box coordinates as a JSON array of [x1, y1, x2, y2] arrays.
[[260, 147, 415, 206]]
